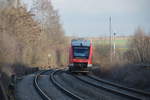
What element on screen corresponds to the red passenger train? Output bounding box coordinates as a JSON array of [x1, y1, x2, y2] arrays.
[[68, 39, 93, 72]]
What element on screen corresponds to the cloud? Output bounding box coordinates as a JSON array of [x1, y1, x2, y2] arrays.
[[22, 0, 150, 37]]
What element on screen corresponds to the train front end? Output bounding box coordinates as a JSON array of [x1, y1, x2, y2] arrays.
[[69, 39, 92, 73]]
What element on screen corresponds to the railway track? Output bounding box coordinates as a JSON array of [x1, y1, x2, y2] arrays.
[[87, 75, 150, 96], [50, 70, 84, 100], [71, 73, 150, 100], [34, 69, 83, 100], [33, 69, 150, 100], [34, 70, 52, 100]]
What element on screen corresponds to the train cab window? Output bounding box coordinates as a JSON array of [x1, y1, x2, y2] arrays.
[[73, 47, 90, 59]]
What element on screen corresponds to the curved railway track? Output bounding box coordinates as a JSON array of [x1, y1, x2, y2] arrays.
[[33, 69, 150, 100], [34, 70, 52, 100], [71, 72, 150, 100], [50, 70, 84, 100]]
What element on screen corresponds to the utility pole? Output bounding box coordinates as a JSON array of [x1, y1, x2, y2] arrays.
[[109, 16, 112, 63], [113, 33, 116, 57]]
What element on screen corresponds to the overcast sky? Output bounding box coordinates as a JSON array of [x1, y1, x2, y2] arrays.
[[24, 0, 150, 37]]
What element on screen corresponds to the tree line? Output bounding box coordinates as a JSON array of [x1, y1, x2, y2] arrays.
[[0, 0, 68, 76]]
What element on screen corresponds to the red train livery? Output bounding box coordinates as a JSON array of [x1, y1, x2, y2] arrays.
[[68, 39, 93, 72]]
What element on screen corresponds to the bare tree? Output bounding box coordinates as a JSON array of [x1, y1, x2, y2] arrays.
[[31, 0, 68, 67], [32, 0, 65, 43], [124, 28, 150, 64], [0, 0, 68, 70]]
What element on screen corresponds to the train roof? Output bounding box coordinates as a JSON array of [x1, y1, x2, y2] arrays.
[[71, 39, 91, 47]]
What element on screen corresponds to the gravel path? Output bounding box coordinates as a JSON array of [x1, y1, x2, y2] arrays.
[[0, 81, 6, 100], [15, 75, 42, 100]]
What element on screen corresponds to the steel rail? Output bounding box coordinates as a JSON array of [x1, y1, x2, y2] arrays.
[[34, 70, 52, 100], [50, 70, 84, 100], [88, 75, 150, 96], [70, 73, 144, 100]]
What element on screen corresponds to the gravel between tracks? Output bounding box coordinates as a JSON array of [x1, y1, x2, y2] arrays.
[[38, 75, 73, 100], [55, 71, 133, 100]]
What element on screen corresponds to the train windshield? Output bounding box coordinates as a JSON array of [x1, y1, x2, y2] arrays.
[[73, 47, 90, 59]]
